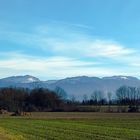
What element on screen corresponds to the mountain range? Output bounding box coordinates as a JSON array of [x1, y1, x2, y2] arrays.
[[0, 75, 140, 100]]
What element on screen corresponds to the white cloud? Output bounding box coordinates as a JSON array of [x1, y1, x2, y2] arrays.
[[0, 24, 140, 79], [45, 38, 135, 58], [0, 51, 139, 80], [0, 53, 102, 79], [85, 40, 135, 57], [1, 52, 140, 79], [0, 24, 136, 59]]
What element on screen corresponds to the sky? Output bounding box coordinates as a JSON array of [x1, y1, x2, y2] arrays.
[[0, 0, 140, 80]]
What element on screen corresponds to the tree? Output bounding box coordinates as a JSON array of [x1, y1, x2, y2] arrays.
[[90, 90, 104, 112], [0, 87, 65, 112], [0, 87, 28, 112], [91, 91, 98, 105], [54, 87, 67, 101], [116, 86, 138, 112], [29, 88, 62, 111], [107, 92, 112, 112], [91, 90, 104, 104], [116, 86, 128, 105], [83, 94, 88, 104]]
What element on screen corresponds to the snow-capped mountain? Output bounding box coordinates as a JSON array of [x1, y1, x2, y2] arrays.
[[0, 75, 40, 87], [0, 75, 140, 100]]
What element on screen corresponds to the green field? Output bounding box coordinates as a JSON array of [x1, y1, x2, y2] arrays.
[[0, 112, 140, 140]]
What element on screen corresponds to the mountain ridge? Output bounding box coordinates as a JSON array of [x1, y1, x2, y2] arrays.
[[0, 75, 140, 100]]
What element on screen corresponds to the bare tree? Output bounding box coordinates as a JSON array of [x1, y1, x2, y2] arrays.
[[107, 92, 112, 112], [83, 94, 88, 105]]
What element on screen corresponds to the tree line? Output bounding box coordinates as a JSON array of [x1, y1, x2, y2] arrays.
[[0, 86, 140, 112], [0, 87, 65, 112], [81, 86, 140, 112]]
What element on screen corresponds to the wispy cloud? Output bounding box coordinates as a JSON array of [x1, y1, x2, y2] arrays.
[[0, 53, 101, 79], [42, 38, 135, 58], [0, 23, 140, 79], [0, 51, 139, 80], [0, 25, 135, 58]]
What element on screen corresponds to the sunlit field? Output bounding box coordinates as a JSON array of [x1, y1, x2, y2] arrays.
[[0, 112, 140, 140]]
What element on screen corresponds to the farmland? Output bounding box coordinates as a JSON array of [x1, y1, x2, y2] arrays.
[[0, 112, 140, 140]]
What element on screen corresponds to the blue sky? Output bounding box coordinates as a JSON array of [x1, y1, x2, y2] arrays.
[[0, 0, 140, 80]]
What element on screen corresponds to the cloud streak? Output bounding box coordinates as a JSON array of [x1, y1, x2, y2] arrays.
[[0, 53, 101, 79], [0, 23, 140, 79], [0, 52, 139, 80], [0, 24, 136, 59]]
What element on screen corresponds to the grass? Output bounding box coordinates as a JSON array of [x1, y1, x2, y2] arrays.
[[0, 112, 140, 140], [0, 127, 25, 140]]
